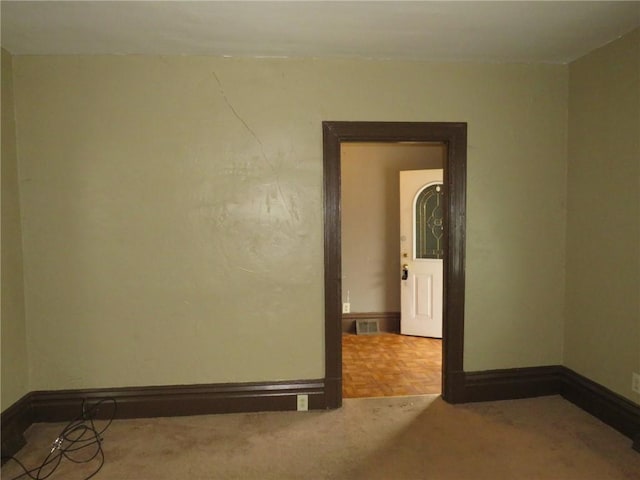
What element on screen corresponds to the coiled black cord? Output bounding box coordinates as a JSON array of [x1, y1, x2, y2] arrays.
[[2, 397, 117, 480]]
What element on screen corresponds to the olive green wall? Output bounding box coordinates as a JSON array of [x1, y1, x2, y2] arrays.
[[10, 55, 568, 391], [341, 142, 444, 313], [565, 28, 640, 403], [1, 48, 29, 410]]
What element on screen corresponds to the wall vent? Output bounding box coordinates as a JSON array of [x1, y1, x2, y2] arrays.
[[356, 319, 380, 335]]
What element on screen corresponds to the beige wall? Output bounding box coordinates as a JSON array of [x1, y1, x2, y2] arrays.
[[11, 55, 568, 391], [341, 142, 444, 312], [1, 48, 29, 410], [565, 28, 640, 403]]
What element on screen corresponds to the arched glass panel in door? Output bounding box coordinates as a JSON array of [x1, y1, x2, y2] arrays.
[[415, 184, 444, 259]]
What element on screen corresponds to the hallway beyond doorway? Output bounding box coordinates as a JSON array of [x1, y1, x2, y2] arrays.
[[342, 333, 442, 398]]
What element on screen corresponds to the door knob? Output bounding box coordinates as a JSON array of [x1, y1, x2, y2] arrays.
[[402, 264, 409, 280]]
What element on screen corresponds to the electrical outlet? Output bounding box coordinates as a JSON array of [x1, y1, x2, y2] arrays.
[[342, 302, 350, 314], [632, 373, 640, 394], [297, 394, 308, 411]]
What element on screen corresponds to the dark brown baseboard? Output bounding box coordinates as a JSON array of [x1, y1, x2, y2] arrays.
[[1, 392, 33, 461], [558, 367, 640, 443], [4, 366, 639, 458], [341, 312, 400, 334], [461, 365, 640, 447], [31, 378, 327, 422], [1, 378, 325, 459], [462, 366, 563, 403]]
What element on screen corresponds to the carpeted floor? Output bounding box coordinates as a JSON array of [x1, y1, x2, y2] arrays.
[[2, 395, 639, 479]]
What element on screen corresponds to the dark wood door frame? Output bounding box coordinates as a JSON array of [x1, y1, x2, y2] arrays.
[[322, 121, 467, 407]]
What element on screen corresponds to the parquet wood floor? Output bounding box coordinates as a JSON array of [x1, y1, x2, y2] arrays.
[[342, 333, 442, 398]]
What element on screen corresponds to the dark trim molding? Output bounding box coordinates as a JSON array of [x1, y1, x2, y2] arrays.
[[461, 365, 640, 446], [3, 368, 639, 457], [463, 366, 564, 403], [30, 379, 326, 423], [342, 312, 400, 334], [1, 379, 325, 458], [323, 121, 468, 406], [1, 392, 33, 461], [559, 367, 640, 443]]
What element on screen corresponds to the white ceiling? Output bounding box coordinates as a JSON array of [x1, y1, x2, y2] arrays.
[[1, 1, 639, 63]]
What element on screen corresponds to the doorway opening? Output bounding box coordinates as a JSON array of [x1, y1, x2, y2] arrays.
[[322, 122, 467, 408], [341, 143, 444, 398]]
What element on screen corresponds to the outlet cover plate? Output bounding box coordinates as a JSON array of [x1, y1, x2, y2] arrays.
[[297, 394, 308, 411]]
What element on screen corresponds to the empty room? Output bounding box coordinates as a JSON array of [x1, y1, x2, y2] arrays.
[[1, 1, 639, 479]]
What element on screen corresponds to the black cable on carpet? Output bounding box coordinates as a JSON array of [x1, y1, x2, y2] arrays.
[[2, 397, 117, 480]]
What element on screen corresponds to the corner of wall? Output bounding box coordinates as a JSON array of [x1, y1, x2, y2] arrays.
[[1, 47, 30, 412], [564, 27, 640, 403]]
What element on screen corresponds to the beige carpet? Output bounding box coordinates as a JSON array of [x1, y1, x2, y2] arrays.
[[3, 395, 639, 479]]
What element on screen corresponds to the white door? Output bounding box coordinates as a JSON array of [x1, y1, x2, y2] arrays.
[[400, 169, 444, 338]]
